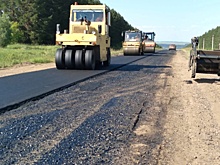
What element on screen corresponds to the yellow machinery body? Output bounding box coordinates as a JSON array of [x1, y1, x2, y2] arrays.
[[143, 32, 156, 53], [122, 30, 144, 56], [55, 2, 111, 70]]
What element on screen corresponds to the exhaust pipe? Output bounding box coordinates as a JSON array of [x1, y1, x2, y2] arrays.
[[56, 24, 60, 34]]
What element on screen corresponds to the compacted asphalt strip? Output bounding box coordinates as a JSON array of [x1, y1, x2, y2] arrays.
[[0, 54, 155, 112]]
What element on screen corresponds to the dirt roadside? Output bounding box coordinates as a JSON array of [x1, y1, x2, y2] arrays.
[[157, 50, 220, 164], [0, 63, 56, 78]]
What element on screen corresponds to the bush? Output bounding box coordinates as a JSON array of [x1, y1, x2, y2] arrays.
[[0, 13, 11, 47], [10, 22, 25, 44]]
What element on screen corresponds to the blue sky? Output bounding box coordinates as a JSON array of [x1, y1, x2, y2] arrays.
[[100, 0, 220, 42]]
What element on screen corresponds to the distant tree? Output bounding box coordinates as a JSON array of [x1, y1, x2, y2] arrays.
[[0, 13, 11, 47], [10, 22, 25, 43], [110, 9, 134, 49], [198, 26, 220, 50], [0, 0, 135, 47], [0, 0, 38, 44]]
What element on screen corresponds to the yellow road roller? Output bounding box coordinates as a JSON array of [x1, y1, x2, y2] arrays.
[[143, 32, 156, 53], [55, 2, 111, 70], [121, 30, 144, 56]]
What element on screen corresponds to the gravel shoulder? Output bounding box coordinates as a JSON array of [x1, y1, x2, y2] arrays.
[[157, 50, 220, 164]]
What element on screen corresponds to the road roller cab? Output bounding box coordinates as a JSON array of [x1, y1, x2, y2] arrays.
[[121, 30, 144, 56], [143, 32, 156, 53], [55, 2, 111, 70]]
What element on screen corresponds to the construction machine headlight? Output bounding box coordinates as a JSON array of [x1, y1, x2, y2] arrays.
[[92, 31, 96, 35]]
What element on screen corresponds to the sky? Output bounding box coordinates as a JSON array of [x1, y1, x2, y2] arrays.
[[100, 0, 220, 42]]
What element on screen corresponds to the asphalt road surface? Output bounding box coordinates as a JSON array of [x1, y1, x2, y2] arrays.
[[0, 55, 149, 111], [0, 50, 175, 164]]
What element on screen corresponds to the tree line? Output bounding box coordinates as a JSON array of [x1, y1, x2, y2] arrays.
[[198, 26, 220, 50], [0, 0, 134, 48]]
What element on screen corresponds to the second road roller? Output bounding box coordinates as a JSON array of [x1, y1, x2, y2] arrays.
[[142, 32, 156, 53], [121, 30, 144, 56]]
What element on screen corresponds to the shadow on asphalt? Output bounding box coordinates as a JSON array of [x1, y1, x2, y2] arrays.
[[194, 78, 220, 84], [111, 64, 172, 72]]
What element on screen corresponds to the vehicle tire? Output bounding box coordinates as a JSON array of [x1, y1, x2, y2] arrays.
[[65, 49, 75, 69], [95, 61, 103, 69], [138, 49, 141, 55], [153, 48, 155, 53], [191, 59, 196, 78], [55, 48, 65, 69], [188, 53, 192, 69], [103, 48, 111, 66], [75, 50, 84, 69], [141, 49, 144, 55], [85, 50, 96, 70]]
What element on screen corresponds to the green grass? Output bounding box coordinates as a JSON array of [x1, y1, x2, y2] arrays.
[[0, 44, 59, 68], [111, 48, 123, 56], [180, 47, 192, 60], [0, 44, 123, 68]]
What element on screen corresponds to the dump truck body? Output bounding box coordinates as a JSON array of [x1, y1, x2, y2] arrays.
[[122, 30, 144, 55], [55, 2, 111, 70], [196, 50, 220, 74]]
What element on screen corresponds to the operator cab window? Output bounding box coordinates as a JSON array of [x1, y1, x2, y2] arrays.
[[125, 32, 141, 42], [72, 9, 104, 22]]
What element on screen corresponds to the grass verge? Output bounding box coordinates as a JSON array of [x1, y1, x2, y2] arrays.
[[0, 44, 123, 68], [0, 44, 58, 68]]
